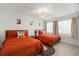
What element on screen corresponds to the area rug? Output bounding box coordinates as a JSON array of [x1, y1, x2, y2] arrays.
[[40, 45, 55, 56]]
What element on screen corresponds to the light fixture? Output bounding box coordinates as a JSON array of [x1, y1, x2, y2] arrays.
[[38, 8, 48, 18]]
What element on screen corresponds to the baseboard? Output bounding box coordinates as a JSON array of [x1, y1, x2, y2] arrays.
[[61, 40, 79, 47]]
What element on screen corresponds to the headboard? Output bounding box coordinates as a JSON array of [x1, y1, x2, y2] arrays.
[[35, 30, 43, 36], [2, 30, 28, 46], [6, 30, 28, 39]]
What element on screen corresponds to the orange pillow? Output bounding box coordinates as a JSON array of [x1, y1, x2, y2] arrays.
[[38, 30, 43, 34], [7, 31, 17, 39], [25, 31, 28, 36]]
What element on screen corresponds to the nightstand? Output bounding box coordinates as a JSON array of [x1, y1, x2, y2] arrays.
[[31, 36, 37, 39], [31, 36, 35, 38]]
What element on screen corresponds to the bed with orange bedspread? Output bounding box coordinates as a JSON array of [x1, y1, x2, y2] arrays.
[[35, 30, 61, 46], [37, 34, 60, 46], [0, 30, 44, 56]]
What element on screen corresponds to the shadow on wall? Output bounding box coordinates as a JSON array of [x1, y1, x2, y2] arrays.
[[0, 30, 5, 48]]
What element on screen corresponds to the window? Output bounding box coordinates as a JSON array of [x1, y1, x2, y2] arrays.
[[46, 22, 53, 34], [58, 19, 71, 35]]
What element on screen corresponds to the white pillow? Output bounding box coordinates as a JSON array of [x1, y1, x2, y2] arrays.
[[17, 31, 25, 38]]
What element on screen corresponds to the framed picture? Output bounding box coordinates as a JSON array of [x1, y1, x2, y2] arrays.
[[17, 19, 21, 24]]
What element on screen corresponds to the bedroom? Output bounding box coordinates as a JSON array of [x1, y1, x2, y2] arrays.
[[0, 3, 79, 56]]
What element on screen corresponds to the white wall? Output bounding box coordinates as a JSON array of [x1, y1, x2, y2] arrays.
[[0, 12, 18, 47], [0, 11, 44, 47]]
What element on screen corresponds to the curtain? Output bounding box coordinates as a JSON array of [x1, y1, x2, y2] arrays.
[[44, 21, 47, 33], [53, 20, 58, 35], [71, 17, 77, 38]]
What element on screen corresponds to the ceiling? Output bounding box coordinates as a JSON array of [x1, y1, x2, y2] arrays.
[[0, 3, 78, 20]]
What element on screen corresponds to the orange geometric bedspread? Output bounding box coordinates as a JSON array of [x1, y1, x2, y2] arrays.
[[0, 36, 44, 56]]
